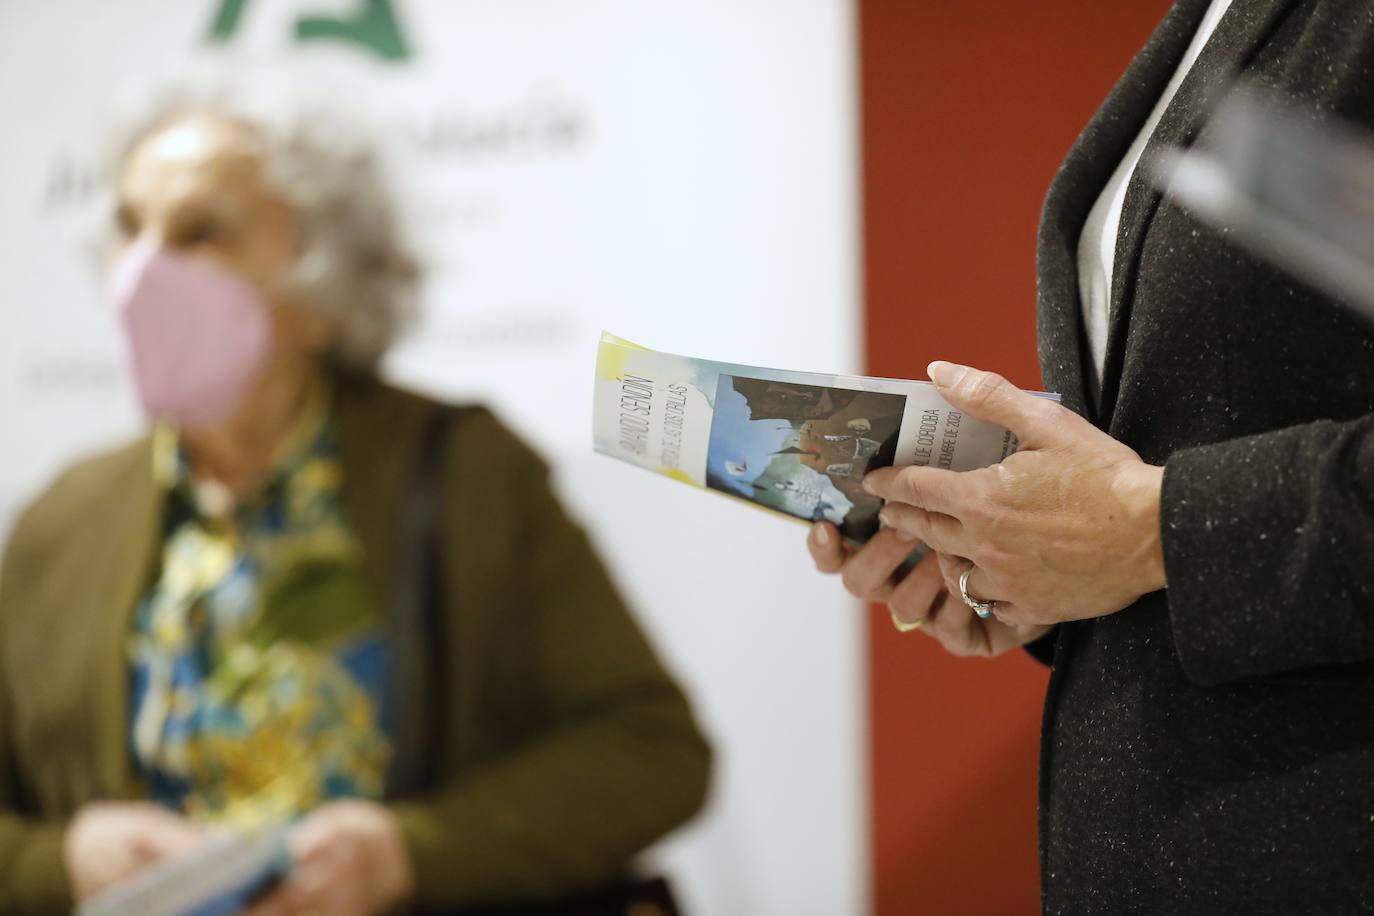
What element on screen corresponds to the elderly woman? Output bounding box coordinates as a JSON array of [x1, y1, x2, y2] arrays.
[[810, 1, 1374, 913], [0, 75, 710, 915]]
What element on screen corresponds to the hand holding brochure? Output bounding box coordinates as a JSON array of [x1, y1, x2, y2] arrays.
[[593, 333, 1057, 543], [77, 826, 290, 916]]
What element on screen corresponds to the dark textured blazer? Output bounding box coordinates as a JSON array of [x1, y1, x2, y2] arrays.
[[1033, 0, 1374, 913], [0, 375, 711, 915]]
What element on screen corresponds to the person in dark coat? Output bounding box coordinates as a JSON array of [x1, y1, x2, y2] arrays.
[[809, 0, 1374, 913]]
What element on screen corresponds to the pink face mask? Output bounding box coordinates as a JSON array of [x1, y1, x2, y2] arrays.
[[109, 243, 272, 428]]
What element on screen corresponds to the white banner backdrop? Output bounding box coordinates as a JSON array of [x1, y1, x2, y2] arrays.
[[0, 2, 864, 913]]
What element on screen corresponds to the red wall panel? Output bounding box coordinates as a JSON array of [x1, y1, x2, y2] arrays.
[[859, 3, 1173, 914]]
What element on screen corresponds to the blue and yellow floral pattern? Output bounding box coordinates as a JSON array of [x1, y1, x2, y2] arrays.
[[129, 387, 391, 830]]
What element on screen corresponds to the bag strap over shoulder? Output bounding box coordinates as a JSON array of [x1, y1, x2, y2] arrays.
[[386, 403, 469, 799]]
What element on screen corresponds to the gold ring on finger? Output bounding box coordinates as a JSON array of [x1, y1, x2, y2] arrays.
[[888, 607, 925, 633]]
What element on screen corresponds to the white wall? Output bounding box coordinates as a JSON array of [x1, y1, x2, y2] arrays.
[[0, 3, 865, 913]]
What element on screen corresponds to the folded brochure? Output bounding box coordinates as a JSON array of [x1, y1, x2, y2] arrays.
[[77, 826, 290, 916], [593, 332, 1059, 543]]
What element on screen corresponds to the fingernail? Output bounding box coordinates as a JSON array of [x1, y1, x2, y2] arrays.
[[811, 523, 830, 547], [862, 476, 876, 494], [928, 361, 967, 389], [878, 509, 915, 541]]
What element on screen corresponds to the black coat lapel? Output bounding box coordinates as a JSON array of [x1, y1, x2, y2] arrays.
[[1037, 0, 1214, 423], [1098, 0, 1303, 426]]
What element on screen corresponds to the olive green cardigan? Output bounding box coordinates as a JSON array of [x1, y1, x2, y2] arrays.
[[0, 376, 711, 914]]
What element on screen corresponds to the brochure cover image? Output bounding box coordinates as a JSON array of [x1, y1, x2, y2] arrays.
[[706, 375, 906, 541], [593, 332, 1058, 545]]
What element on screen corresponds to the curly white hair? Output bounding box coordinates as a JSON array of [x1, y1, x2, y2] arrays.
[[99, 58, 419, 368]]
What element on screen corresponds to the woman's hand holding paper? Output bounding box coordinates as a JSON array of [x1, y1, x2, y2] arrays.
[[807, 523, 1051, 656], [243, 800, 413, 916], [64, 802, 209, 901], [864, 361, 1167, 629]]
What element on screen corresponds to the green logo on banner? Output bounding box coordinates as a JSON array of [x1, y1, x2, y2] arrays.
[[208, 0, 411, 61]]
